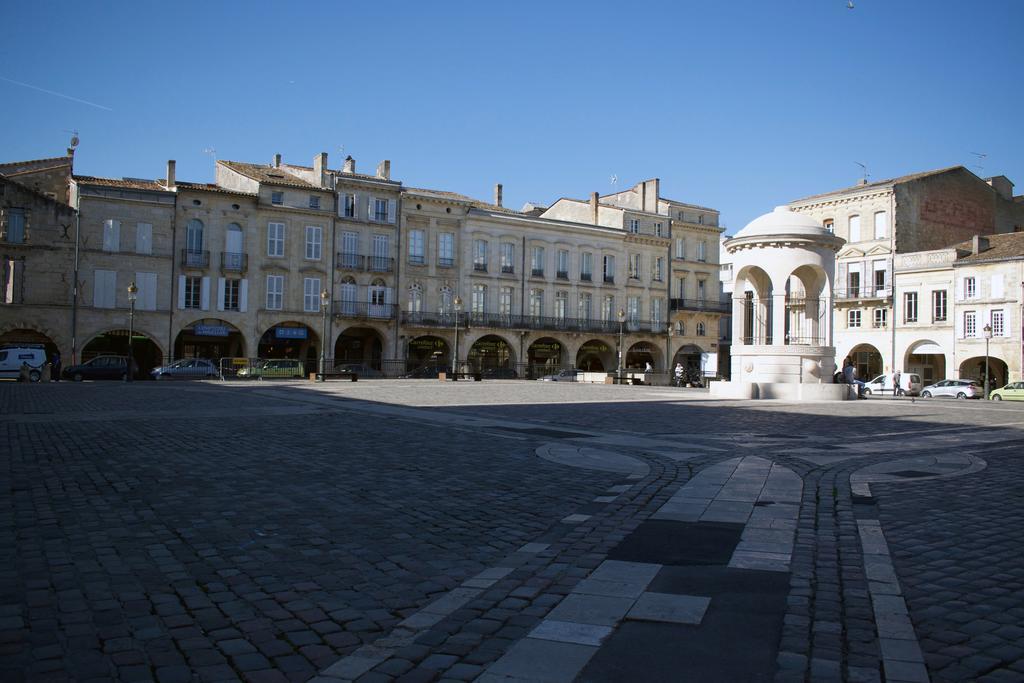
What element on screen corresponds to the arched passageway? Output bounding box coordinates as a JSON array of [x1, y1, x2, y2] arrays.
[[175, 319, 246, 361], [82, 330, 163, 375], [904, 340, 946, 386], [847, 344, 883, 383], [0, 328, 59, 361], [408, 336, 450, 367], [576, 340, 612, 372], [334, 326, 384, 369], [959, 356, 1007, 389], [468, 335, 515, 371], [258, 322, 319, 366], [625, 342, 657, 371]]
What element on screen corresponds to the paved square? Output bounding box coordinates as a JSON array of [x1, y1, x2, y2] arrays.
[[2, 380, 1023, 681]]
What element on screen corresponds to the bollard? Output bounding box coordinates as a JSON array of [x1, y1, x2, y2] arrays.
[[351, 373, 358, 382]]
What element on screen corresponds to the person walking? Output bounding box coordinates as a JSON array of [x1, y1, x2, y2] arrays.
[[674, 362, 684, 387], [892, 369, 902, 398], [51, 351, 61, 382]]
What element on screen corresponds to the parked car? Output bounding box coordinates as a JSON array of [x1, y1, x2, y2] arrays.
[[989, 382, 1024, 401], [402, 364, 449, 379], [334, 363, 383, 378], [482, 367, 518, 379], [863, 373, 922, 397], [63, 355, 138, 381], [237, 358, 306, 379], [921, 379, 983, 399], [151, 358, 219, 380], [539, 369, 579, 382], [0, 346, 47, 381]]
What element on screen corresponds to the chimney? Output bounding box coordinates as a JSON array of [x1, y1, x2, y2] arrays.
[[972, 235, 990, 255], [376, 159, 391, 180], [987, 176, 1014, 201], [343, 155, 356, 174], [314, 152, 328, 186], [166, 160, 176, 190], [273, 153, 281, 168], [494, 183, 503, 207], [590, 192, 599, 224], [857, 178, 868, 186]]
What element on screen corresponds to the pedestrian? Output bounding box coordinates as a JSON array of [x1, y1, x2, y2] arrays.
[[892, 369, 901, 398], [674, 362, 684, 387], [51, 351, 61, 382], [843, 358, 866, 398], [644, 361, 653, 373]]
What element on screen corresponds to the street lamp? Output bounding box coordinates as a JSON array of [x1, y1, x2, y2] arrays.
[[666, 323, 674, 386], [617, 308, 626, 382], [126, 281, 137, 382], [318, 289, 330, 382], [452, 295, 463, 381], [984, 323, 992, 399]]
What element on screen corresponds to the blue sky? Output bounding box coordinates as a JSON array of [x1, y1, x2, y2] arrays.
[[2, 0, 1021, 232]]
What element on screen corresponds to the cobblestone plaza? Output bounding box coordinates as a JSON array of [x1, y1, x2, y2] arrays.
[[2, 380, 1023, 682]]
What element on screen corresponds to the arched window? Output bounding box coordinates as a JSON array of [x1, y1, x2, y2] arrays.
[[848, 214, 861, 242], [676, 320, 685, 336], [439, 286, 453, 315], [697, 322, 706, 337], [339, 276, 357, 315], [224, 223, 244, 269], [408, 284, 423, 313], [186, 219, 204, 252], [369, 278, 390, 318]]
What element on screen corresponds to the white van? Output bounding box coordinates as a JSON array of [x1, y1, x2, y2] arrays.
[[0, 346, 47, 381], [864, 373, 923, 397]]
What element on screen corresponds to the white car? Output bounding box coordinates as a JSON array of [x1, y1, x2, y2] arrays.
[[539, 369, 579, 382], [0, 346, 47, 381], [864, 373, 923, 397], [921, 379, 983, 399]]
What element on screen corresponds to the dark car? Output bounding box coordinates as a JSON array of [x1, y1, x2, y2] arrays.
[[334, 363, 383, 378], [402, 364, 449, 379], [482, 367, 518, 379], [63, 355, 138, 381]]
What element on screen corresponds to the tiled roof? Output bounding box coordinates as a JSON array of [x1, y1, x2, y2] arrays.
[[219, 161, 321, 190], [404, 187, 519, 214], [285, 162, 399, 184], [73, 175, 170, 192], [0, 156, 72, 174], [0, 173, 73, 208], [953, 233, 1024, 263], [175, 181, 257, 197], [789, 166, 966, 204], [659, 196, 719, 213]]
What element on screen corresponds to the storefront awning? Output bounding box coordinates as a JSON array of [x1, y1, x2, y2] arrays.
[[909, 341, 943, 355]]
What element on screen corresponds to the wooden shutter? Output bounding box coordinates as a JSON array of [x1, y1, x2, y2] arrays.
[[200, 276, 210, 311], [992, 274, 1004, 299], [239, 279, 248, 313], [217, 278, 226, 311], [177, 275, 186, 309], [387, 199, 396, 224]]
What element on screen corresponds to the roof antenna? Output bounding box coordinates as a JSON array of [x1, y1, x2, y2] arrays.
[[847, 1, 855, 9], [854, 162, 869, 184], [610, 174, 618, 191], [64, 129, 80, 149], [970, 151, 987, 173], [203, 147, 217, 160]]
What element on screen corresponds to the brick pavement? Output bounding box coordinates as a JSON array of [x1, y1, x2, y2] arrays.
[[1, 380, 1023, 682]]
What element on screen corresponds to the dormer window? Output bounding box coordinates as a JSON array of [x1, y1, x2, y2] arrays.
[[271, 191, 283, 205], [309, 195, 320, 210], [629, 219, 640, 233]]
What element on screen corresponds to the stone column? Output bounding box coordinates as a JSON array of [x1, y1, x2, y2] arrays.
[[772, 293, 787, 346]]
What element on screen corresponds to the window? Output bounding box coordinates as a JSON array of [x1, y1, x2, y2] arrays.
[[627, 296, 640, 323], [93, 269, 117, 308], [4, 209, 25, 243], [439, 233, 454, 267], [581, 252, 593, 281], [964, 277, 976, 299], [303, 277, 321, 312], [271, 191, 283, 205], [697, 240, 707, 262], [992, 310, 1005, 336], [373, 198, 389, 222], [675, 238, 686, 259], [603, 295, 615, 321], [603, 255, 615, 283], [557, 249, 569, 278], [343, 194, 356, 217], [531, 246, 545, 276], [224, 279, 240, 311], [655, 222, 663, 237], [654, 257, 664, 282], [267, 222, 285, 257], [874, 212, 887, 239], [370, 234, 389, 271], [904, 292, 918, 322], [873, 260, 888, 294], [823, 219, 834, 233], [529, 289, 543, 317], [651, 299, 663, 326], [848, 215, 861, 242], [305, 225, 322, 260], [873, 308, 887, 328], [184, 275, 201, 309], [309, 195, 321, 210], [473, 239, 488, 272], [697, 279, 706, 302], [499, 287, 513, 316], [555, 291, 567, 320], [266, 275, 283, 310], [964, 311, 976, 337], [501, 242, 515, 273], [933, 290, 947, 322], [697, 321, 706, 336], [579, 292, 593, 320], [630, 254, 641, 280], [697, 215, 704, 225], [103, 219, 121, 252], [134, 272, 157, 311], [847, 265, 861, 297], [439, 286, 453, 315], [472, 284, 486, 314], [408, 284, 423, 313], [135, 223, 152, 255], [848, 310, 862, 328], [678, 277, 686, 299], [1, 258, 17, 303], [408, 229, 425, 264], [340, 231, 359, 267], [628, 219, 640, 233]]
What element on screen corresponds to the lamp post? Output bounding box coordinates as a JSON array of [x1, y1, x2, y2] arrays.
[[126, 281, 137, 382], [666, 323, 674, 386], [617, 308, 626, 382], [984, 323, 992, 400], [318, 289, 330, 382], [452, 296, 463, 381]]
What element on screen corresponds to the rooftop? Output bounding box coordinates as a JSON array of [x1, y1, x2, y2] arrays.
[[73, 175, 170, 192], [954, 233, 1024, 264], [219, 161, 321, 190], [405, 187, 518, 214], [789, 166, 965, 204]]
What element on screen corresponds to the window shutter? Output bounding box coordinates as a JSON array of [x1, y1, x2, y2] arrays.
[[992, 274, 1004, 299], [368, 196, 375, 221], [177, 275, 186, 309], [955, 277, 963, 301], [93, 270, 104, 307], [239, 279, 248, 313], [955, 312, 964, 339], [200, 276, 210, 311], [217, 278, 226, 311], [837, 262, 847, 294], [146, 274, 157, 310], [387, 199, 396, 224], [385, 287, 394, 306], [105, 270, 117, 308]]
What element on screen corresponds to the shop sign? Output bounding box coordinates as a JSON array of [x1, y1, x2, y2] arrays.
[[194, 325, 229, 337], [630, 344, 653, 353], [275, 327, 308, 340]]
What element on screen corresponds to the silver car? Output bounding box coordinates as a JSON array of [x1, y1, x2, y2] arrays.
[[539, 369, 579, 382], [151, 358, 220, 380], [920, 379, 983, 399]]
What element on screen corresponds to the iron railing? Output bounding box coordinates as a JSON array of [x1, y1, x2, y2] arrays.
[[332, 301, 396, 320], [834, 286, 892, 300], [368, 256, 394, 273], [670, 298, 730, 313], [220, 252, 247, 272], [438, 257, 455, 268], [181, 249, 209, 268], [337, 253, 365, 270], [399, 310, 664, 334]]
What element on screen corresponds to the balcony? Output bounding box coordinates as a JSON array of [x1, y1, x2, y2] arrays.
[[221, 252, 247, 272], [337, 252, 365, 270], [332, 301, 396, 320], [501, 264, 514, 274], [580, 272, 592, 282], [603, 275, 615, 284], [181, 249, 209, 268], [531, 268, 545, 277], [367, 256, 394, 273], [670, 298, 730, 313], [399, 310, 665, 334], [438, 257, 455, 268], [408, 254, 425, 266], [556, 270, 569, 280], [834, 286, 892, 301], [473, 262, 488, 273]]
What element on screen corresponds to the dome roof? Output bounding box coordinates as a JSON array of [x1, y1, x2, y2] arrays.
[[733, 206, 831, 240]]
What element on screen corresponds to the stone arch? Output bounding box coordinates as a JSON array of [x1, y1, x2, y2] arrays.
[[82, 327, 165, 374], [334, 325, 385, 369], [784, 263, 831, 345], [173, 318, 247, 361], [407, 335, 450, 367], [958, 355, 1006, 389], [733, 264, 775, 345], [575, 339, 614, 372], [0, 326, 62, 360], [844, 343, 884, 382], [527, 337, 564, 372], [258, 321, 320, 366], [468, 334, 516, 371], [625, 341, 659, 370], [904, 339, 947, 386]]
